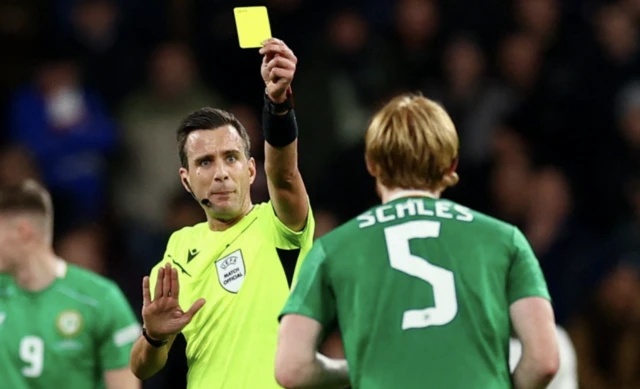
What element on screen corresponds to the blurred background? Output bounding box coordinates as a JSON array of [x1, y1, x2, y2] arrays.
[[0, 0, 639, 387]]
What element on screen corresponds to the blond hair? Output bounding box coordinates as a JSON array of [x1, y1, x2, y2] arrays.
[[365, 94, 459, 191]]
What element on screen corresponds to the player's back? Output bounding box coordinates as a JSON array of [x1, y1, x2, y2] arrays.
[[321, 196, 545, 389]]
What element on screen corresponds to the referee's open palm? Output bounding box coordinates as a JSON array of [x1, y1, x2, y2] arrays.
[[141, 263, 206, 341]]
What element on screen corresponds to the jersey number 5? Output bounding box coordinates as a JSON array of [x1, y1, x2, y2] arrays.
[[384, 220, 458, 330]]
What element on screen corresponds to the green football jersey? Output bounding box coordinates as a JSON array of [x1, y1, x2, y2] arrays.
[[281, 196, 550, 389], [0, 260, 140, 389]]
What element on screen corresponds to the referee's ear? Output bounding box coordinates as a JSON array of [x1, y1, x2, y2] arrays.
[[247, 157, 256, 185], [179, 168, 191, 192]]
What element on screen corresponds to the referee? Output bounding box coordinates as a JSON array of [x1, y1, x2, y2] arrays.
[[129, 38, 315, 389]]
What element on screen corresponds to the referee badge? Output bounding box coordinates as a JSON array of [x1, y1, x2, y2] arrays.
[[216, 250, 246, 293]]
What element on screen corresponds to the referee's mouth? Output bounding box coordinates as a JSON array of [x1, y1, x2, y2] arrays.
[[211, 191, 235, 197]]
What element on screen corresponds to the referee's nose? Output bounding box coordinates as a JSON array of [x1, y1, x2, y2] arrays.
[[213, 161, 230, 182]]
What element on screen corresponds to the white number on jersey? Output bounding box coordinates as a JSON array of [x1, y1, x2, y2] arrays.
[[20, 336, 44, 377], [384, 220, 458, 330]]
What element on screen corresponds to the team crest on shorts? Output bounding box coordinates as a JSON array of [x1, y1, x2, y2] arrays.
[[215, 249, 246, 293], [56, 309, 83, 338]]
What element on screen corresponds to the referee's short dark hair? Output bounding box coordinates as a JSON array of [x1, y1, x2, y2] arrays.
[[176, 108, 252, 169]]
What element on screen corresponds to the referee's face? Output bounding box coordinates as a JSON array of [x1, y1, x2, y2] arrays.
[[179, 126, 256, 221]]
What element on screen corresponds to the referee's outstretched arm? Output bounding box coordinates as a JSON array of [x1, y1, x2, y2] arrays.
[[130, 264, 205, 380], [260, 38, 309, 231]]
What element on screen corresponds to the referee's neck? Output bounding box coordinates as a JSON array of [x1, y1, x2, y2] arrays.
[[206, 203, 254, 231]]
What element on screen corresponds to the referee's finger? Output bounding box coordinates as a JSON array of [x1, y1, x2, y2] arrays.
[[260, 43, 296, 63], [142, 276, 152, 305], [270, 68, 293, 82], [267, 56, 296, 72], [184, 298, 206, 322], [163, 263, 172, 298], [154, 267, 164, 299], [171, 268, 179, 299]]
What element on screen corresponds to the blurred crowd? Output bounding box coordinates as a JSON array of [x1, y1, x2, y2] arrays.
[[1, 0, 639, 387]]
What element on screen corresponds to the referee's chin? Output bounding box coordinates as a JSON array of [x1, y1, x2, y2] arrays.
[[205, 202, 244, 221]]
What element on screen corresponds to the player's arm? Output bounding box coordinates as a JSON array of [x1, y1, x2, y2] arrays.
[[130, 264, 205, 380], [510, 298, 559, 389], [508, 227, 559, 389], [276, 242, 350, 389], [276, 314, 349, 389], [105, 368, 141, 389], [259, 38, 309, 231], [96, 283, 144, 389]]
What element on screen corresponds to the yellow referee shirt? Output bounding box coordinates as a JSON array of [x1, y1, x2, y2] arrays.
[[149, 201, 315, 389]]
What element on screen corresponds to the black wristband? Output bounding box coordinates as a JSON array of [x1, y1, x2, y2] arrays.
[[264, 90, 294, 115], [142, 327, 168, 348], [262, 94, 298, 148]]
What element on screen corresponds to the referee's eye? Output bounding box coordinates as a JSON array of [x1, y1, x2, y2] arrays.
[[199, 159, 211, 167], [226, 155, 237, 163]]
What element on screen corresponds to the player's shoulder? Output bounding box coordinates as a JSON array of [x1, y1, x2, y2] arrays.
[[315, 208, 376, 250], [454, 201, 517, 235], [62, 263, 125, 300], [440, 199, 523, 249]]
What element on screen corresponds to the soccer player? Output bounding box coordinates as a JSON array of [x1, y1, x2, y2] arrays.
[[129, 38, 315, 388], [276, 94, 560, 389], [0, 180, 141, 389]]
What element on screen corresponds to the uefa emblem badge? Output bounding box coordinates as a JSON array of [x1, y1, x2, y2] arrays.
[[56, 310, 83, 338], [215, 249, 246, 293]]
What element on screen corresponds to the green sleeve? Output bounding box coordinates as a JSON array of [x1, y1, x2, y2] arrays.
[[279, 240, 335, 328], [507, 227, 551, 304], [98, 284, 141, 371]]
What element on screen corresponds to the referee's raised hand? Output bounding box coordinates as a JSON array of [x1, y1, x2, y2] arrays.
[[141, 263, 206, 341], [259, 38, 297, 103]]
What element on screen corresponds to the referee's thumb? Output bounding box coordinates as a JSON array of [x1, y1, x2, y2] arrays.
[[184, 298, 206, 321]]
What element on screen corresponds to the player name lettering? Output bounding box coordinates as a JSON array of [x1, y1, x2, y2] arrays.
[[223, 268, 243, 285], [357, 199, 474, 229]]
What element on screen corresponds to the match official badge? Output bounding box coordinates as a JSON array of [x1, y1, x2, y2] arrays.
[[56, 310, 83, 338], [215, 250, 246, 294]]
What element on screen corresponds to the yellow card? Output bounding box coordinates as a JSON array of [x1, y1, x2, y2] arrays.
[[233, 6, 272, 49]]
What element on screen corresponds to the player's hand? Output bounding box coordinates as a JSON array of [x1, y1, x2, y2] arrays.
[[141, 263, 206, 341], [259, 38, 297, 104]]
